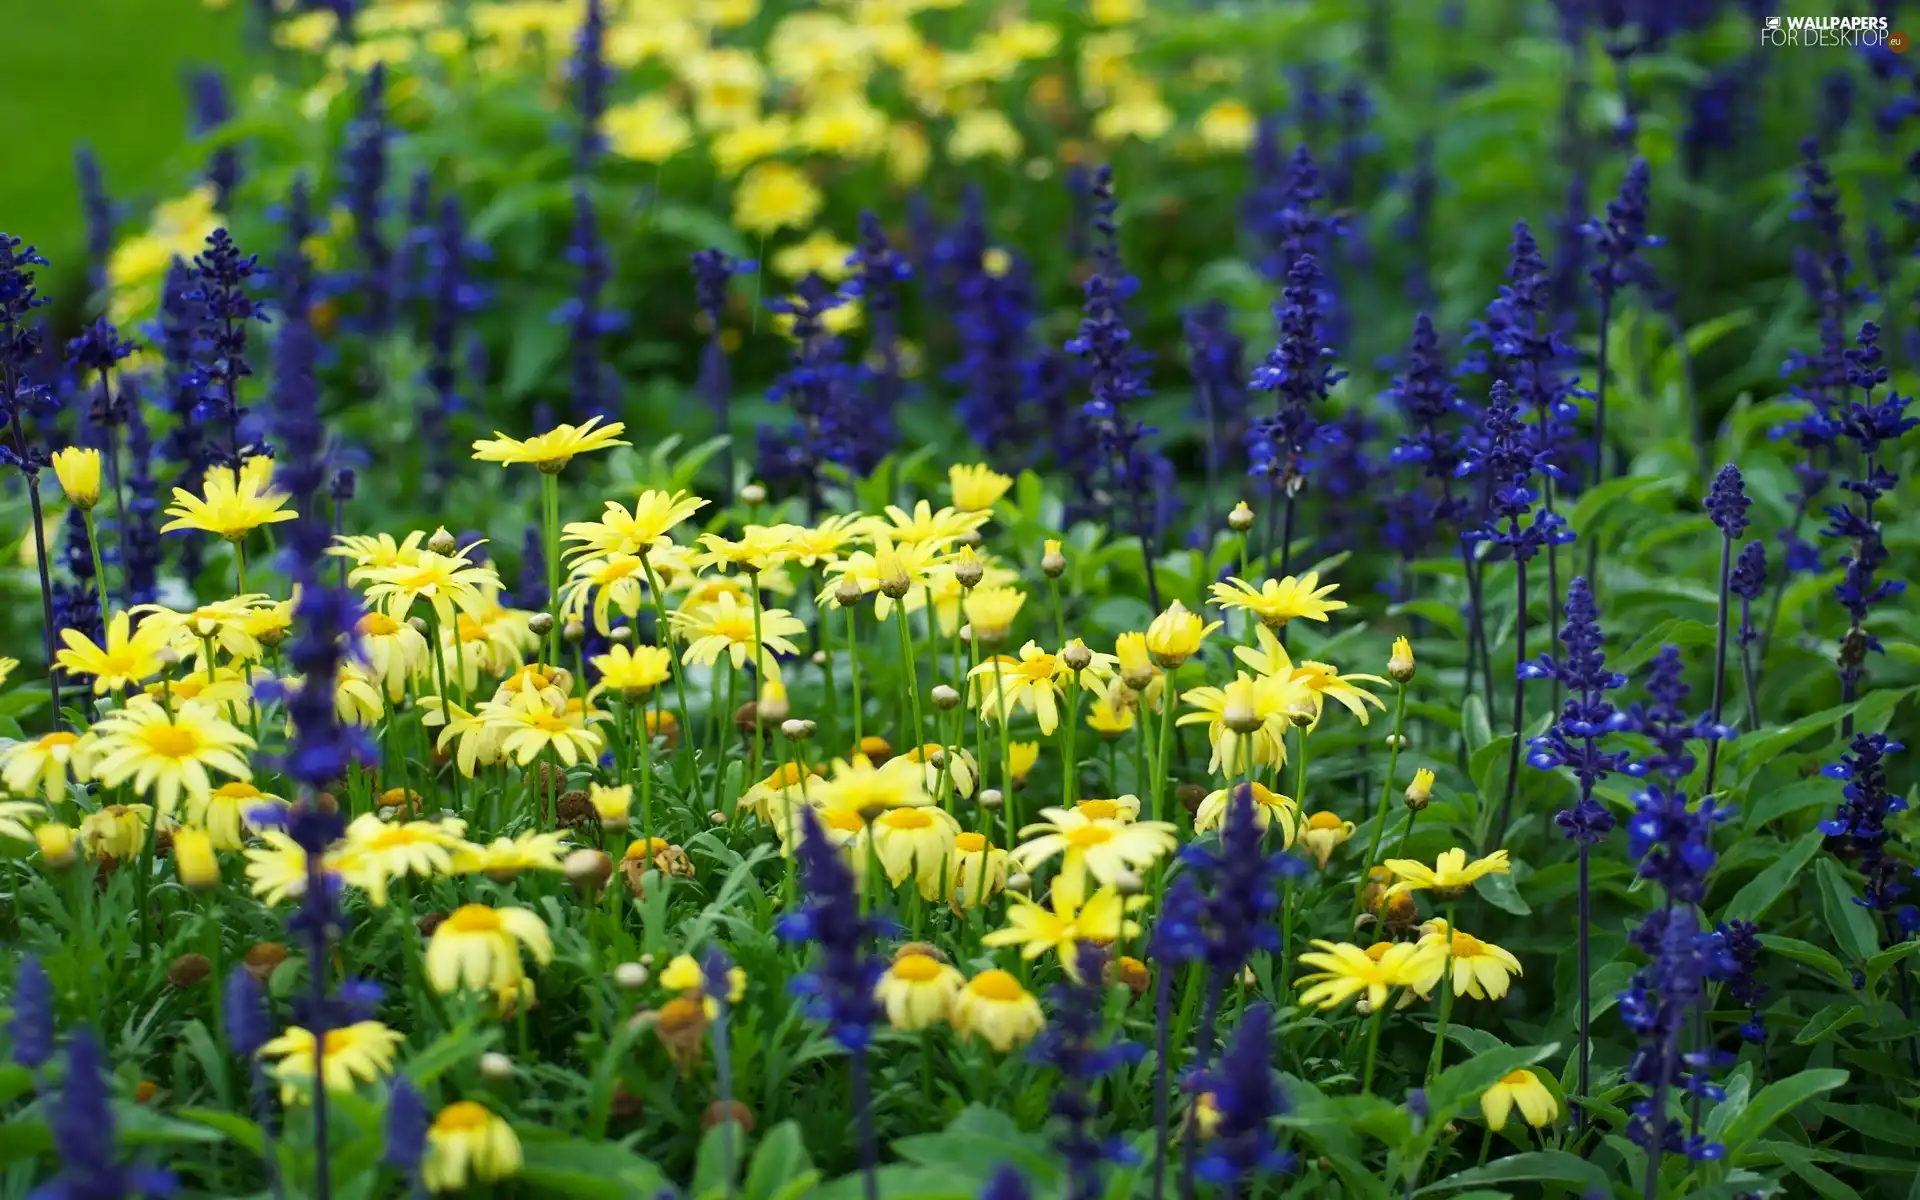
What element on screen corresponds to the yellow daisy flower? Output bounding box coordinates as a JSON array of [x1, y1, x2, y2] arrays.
[[871, 805, 961, 899], [1194, 782, 1297, 841], [982, 885, 1139, 978], [259, 1021, 404, 1105], [55, 610, 174, 694], [360, 545, 498, 629], [337, 813, 469, 905], [1419, 920, 1525, 1000], [951, 969, 1045, 1052], [1144, 600, 1220, 669], [476, 682, 604, 767], [80, 803, 152, 859], [1297, 812, 1356, 868], [1177, 672, 1294, 775], [355, 610, 431, 701], [948, 464, 1013, 512], [1481, 1069, 1560, 1132], [89, 698, 255, 819], [561, 491, 709, 560], [186, 780, 288, 851], [589, 643, 673, 699], [1382, 848, 1512, 898], [471, 416, 629, 472], [450, 832, 571, 880], [161, 456, 298, 542], [0, 730, 97, 804], [947, 831, 1010, 909], [1209, 572, 1347, 629], [424, 1102, 522, 1193], [1011, 807, 1177, 905], [856, 500, 988, 549], [1295, 939, 1448, 1011], [669, 593, 804, 675], [425, 903, 554, 995], [876, 950, 964, 1030], [558, 553, 651, 635]]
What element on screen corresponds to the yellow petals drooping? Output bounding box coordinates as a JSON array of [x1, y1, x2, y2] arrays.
[[951, 969, 1044, 1052], [1480, 1070, 1560, 1132], [1296, 812, 1356, 868], [876, 950, 965, 1031], [424, 1102, 523, 1192], [1382, 848, 1512, 898], [1419, 920, 1525, 1000], [426, 903, 555, 998], [51, 447, 103, 511], [1295, 940, 1447, 1011], [258, 1022, 404, 1105], [948, 463, 1014, 512]]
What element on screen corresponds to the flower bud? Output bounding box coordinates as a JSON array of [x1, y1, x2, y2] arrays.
[[167, 953, 213, 990], [978, 788, 1004, 811], [1222, 680, 1261, 734], [1112, 868, 1144, 896], [1227, 501, 1255, 532], [1006, 871, 1032, 894], [1405, 767, 1435, 811], [740, 483, 768, 506], [614, 962, 650, 990], [528, 612, 555, 637], [930, 684, 960, 710], [710, 810, 727, 825], [1040, 539, 1067, 578], [565, 848, 613, 895], [1061, 642, 1092, 671], [781, 718, 810, 741], [608, 625, 633, 644], [172, 827, 220, 891], [954, 548, 984, 589], [479, 1052, 515, 1081], [34, 823, 77, 868], [810, 649, 827, 665], [407, 616, 429, 635], [51, 447, 103, 512], [1286, 700, 1317, 728], [427, 527, 458, 556], [563, 619, 587, 645], [1383, 733, 1408, 751], [1388, 635, 1415, 684], [834, 577, 865, 609]]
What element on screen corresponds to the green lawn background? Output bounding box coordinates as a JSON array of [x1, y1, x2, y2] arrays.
[[6, 0, 242, 308]]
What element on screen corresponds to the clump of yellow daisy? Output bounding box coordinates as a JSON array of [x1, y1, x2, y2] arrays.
[[90, 698, 256, 819], [1382, 848, 1512, 898], [1295, 940, 1447, 1011], [55, 611, 174, 693]]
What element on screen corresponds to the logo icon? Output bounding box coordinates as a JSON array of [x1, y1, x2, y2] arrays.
[[1893, 29, 1911, 52], [1765, 15, 1780, 29]]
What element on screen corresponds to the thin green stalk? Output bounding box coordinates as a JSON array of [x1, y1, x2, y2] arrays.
[[1048, 577, 1067, 643], [542, 472, 561, 667], [846, 603, 864, 746], [1354, 683, 1409, 919], [640, 553, 695, 786], [896, 607, 924, 753], [1062, 676, 1080, 811], [425, 610, 465, 819], [749, 577, 767, 785], [1426, 900, 1459, 1083], [83, 510, 112, 627], [1361, 1002, 1387, 1092], [1151, 684, 1175, 823]]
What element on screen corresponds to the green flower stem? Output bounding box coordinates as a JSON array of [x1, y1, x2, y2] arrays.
[[1061, 676, 1080, 812], [989, 653, 1013, 836], [1048, 577, 1067, 644], [1361, 1001, 1387, 1092], [896, 605, 924, 754], [82, 510, 112, 626], [203, 894, 226, 1055], [542, 471, 561, 667], [749, 578, 766, 785], [637, 698, 656, 850], [1151, 681, 1175, 823], [718, 665, 737, 815], [821, 625, 841, 751], [1426, 899, 1459, 1083], [1354, 682, 1409, 920], [425, 610, 465, 819], [846, 604, 864, 746], [639, 553, 695, 787]]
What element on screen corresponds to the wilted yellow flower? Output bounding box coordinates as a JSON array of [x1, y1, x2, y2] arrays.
[[0, 730, 97, 805], [425, 903, 554, 995], [1481, 1070, 1560, 1132], [872, 806, 961, 899], [424, 1102, 522, 1192], [1297, 812, 1356, 868], [80, 804, 151, 860]]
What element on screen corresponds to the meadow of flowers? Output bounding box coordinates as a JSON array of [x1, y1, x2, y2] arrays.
[[1, 0, 1917, 1196]]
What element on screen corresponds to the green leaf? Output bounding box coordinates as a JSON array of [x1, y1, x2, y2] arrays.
[[1792, 1004, 1864, 1046], [174, 1107, 267, 1156], [115, 1104, 227, 1146], [745, 1122, 817, 1200], [1743, 778, 1835, 830], [1568, 475, 1676, 541], [1415, 1151, 1608, 1195], [893, 1105, 1057, 1184], [1723, 832, 1823, 924], [1473, 870, 1531, 916], [0, 1064, 34, 1108], [812, 1165, 981, 1200], [1461, 695, 1492, 756], [1814, 1101, 1920, 1148], [1764, 1141, 1864, 1200], [692, 1120, 748, 1200], [517, 1136, 670, 1196], [1722, 1068, 1850, 1160], [1612, 617, 1716, 674], [1815, 857, 1884, 962], [1757, 935, 1850, 986]]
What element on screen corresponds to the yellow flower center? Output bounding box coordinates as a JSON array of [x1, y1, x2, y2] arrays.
[[711, 615, 756, 642], [529, 713, 572, 734], [321, 1029, 357, 1055], [38, 732, 80, 750], [1078, 800, 1119, 820], [624, 838, 670, 860], [1065, 825, 1114, 848], [1306, 812, 1345, 831], [883, 808, 935, 830], [357, 613, 402, 637], [1498, 1069, 1535, 1087], [968, 969, 1025, 1002], [432, 1100, 494, 1133], [1452, 931, 1490, 957], [442, 904, 504, 934], [954, 832, 987, 853], [396, 565, 452, 590], [823, 809, 866, 833], [596, 559, 643, 584], [145, 725, 203, 760], [99, 651, 140, 677], [215, 782, 264, 799], [892, 954, 944, 983], [1014, 655, 1058, 681]]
